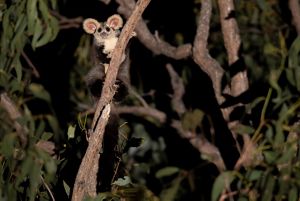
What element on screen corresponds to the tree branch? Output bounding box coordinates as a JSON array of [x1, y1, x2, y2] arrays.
[[0, 92, 28, 147], [165, 63, 186, 116], [117, 105, 166, 123], [166, 64, 225, 171], [116, 0, 192, 60], [193, 0, 241, 169], [71, 0, 151, 200], [289, 0, 300, 35], [192, 0, 225, 106], [217, 0, 248, 97]]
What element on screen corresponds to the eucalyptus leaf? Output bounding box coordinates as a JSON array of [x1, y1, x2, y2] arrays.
[[288, 186, 298, 201], [46, 115, 59, 134], [41, 132, 53, 141], [13, 57, 22, 82], [264, 43, 279, 56], [28, 159, 41, 201], [263, 151, 278, 165], [31, 18, 43, 48], [295, 67, 300, 91], [16, 155, 33, 186], [155, 167, 180, 179], [234, 124, 255, 135], [29, 83, 51, 102], [288, 36, 300, 68], [36, 120, 46, 137], [34, 0, 54, 48], [63, 180, 70, 197], [248, 170, 263, 181], [44, 156, 56, 174], [34, 26, 53, 48], [285, 68, 296, 88], [160, 176, 183, 201], [49, 15, 59, 41], [26, 0, 38, 35], [277, 145, 296, 164], [0, 133, 17, 158], [49, 0, 57, 9], [211, 171, 235, 201], [261, 174, 275, 201]]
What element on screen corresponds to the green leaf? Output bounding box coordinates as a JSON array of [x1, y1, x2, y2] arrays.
[[41, 132, 53, 141], [28, 159, 41, 201], [160, 176, 183, 201], [63, 180, 70, 197], [44, 156, 56, 174], [34, 25, 52, 48], [49, 0, 57, 9], [36, 120, 46, 137], [67, 125, 76, 139], [13, 57, 22, 82], [16, 155, 33, 186], [263, 151, 278, 164], [34, 0, 54, 48], [285, 68, 296, 87], [261, 174, 275, 201], [264, 43, 279, 56], [31, 18, 43, 48], [182, 109, 204, 131], [277, 145, 296, 164], [112, 176, 131, 187], [246, 96, 265, 112], [248, 170, 263, 181], [29, 83, 51, 102], [27, 0, 38, 35], [288, 36, 300, 68], [155, 167, 180, 179], [46, 115, 59, 134], [211, 171, 235, 201], [0, 133, 17, 158], [234, 124, 255, 135], [295, 67, 300, 91], [288, 186, 298, 201], [49, 15, 59, 41]]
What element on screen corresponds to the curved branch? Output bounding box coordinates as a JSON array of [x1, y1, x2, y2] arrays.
[[192, 0, 224, 105], [117, 106, 167, 123], [116, 0, 192, 60]]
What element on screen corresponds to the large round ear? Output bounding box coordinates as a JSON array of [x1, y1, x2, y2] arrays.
[[106, 14, 123, 30], [83, 18, 101, 34]]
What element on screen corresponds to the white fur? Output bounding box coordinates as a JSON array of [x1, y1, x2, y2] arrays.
[[103, 37, 118, 56]]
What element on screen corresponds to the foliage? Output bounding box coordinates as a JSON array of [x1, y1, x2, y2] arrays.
[[0, 0, 59, 200], [210, 2, 300, 201]]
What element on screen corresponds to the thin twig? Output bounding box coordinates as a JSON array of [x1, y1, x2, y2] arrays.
[[50, 10, 83, 29], [21, 51, 40, 78], [41, 175, 55, 201]]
